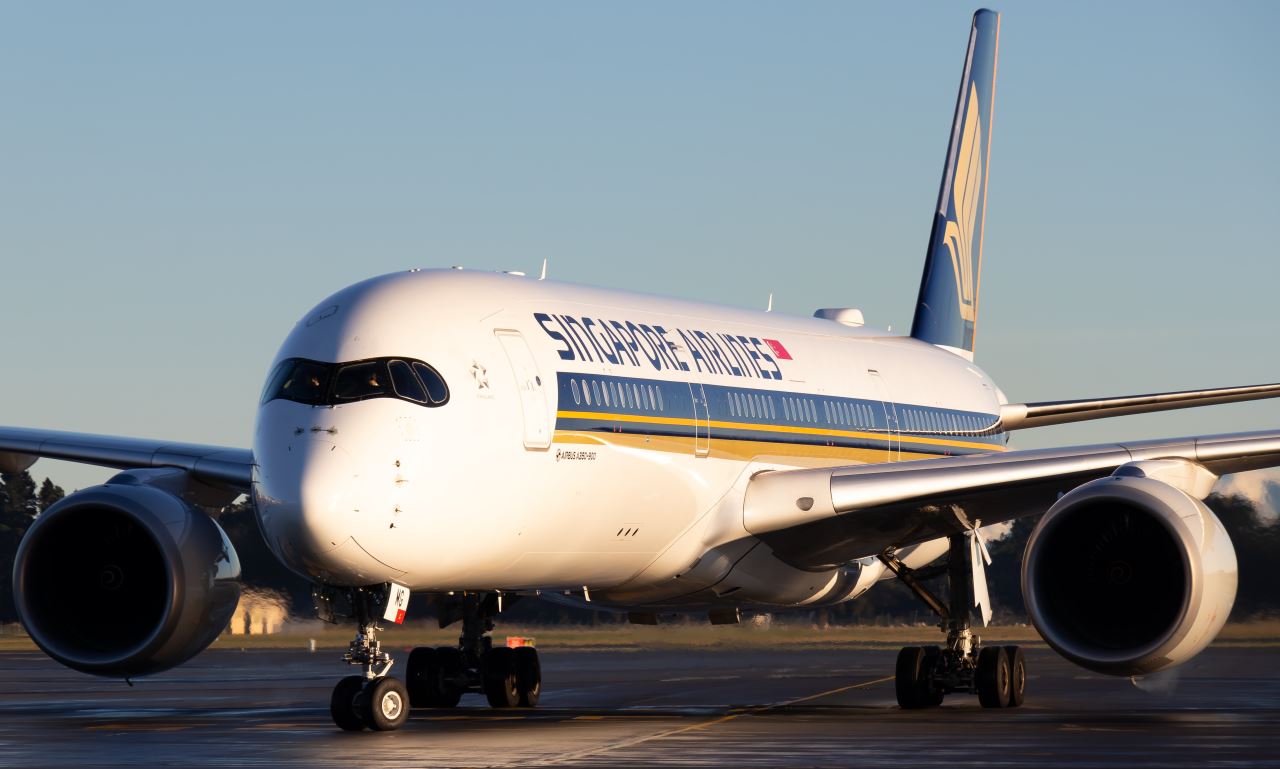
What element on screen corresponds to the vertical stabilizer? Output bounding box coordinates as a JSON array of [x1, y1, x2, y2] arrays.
[[909, 9, 1000, 361]]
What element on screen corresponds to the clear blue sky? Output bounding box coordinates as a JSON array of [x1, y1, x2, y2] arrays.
[[2, 2, 1278, 501]]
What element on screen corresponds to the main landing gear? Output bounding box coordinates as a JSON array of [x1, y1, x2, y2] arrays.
[[878, 534, 1027, 710], [322, 587, 543, 732], [406, 593, 542, 711]]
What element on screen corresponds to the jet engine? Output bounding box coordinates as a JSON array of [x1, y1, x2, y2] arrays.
[[13, 475, 241, 677], [1022, 463, 1237, 676]]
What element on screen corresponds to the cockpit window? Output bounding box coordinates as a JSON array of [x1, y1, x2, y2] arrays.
[[265, 359, 332, 406], [333, 361, 388, 402], [388, 360, 428, 403], [413, 362, 449, 405], [261, 357, 449, 408]]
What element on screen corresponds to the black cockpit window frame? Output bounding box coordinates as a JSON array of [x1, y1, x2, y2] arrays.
[[261, 357, 450, 408]]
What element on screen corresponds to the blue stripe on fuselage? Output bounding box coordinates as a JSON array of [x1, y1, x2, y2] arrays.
[[553, 372, 1005, 456]]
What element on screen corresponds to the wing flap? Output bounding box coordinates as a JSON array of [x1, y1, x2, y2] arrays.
[[0, 426, 254, 491], [744, 429, 1280, 570]]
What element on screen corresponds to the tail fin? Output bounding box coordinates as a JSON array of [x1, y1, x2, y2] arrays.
[[910, 9, 1000, 361]]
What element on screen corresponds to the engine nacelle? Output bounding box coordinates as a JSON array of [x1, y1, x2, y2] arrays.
[[13, 475, 241, 677], [1022, 465, 1237, 676]]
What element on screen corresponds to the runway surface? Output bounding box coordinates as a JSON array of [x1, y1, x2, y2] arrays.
[[0, 644, 1276, 768]]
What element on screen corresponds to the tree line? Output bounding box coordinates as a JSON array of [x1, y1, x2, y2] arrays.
[[0, 470, 64, 622], [2, 469, 1277, 627]]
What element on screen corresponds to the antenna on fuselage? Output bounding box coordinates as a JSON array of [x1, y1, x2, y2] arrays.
[[539, 258, 548, 281], [766, 293, 774, 312]]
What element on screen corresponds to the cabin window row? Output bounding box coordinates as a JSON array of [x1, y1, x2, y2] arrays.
[[724, 390, 990, 437], [562, 377, 991, 437], [727, 390, 778, 421], [899, 407, 989, 436], [728, 391, 875, 428], [819, 399, 879, 429], [569, 378, 666, 413], [782, 396, 818, 424]]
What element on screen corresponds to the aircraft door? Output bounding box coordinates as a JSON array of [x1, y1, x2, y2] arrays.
[[688, 382, 711, 457], [867, 369, 900, 461], [495, 330, 552, 450]]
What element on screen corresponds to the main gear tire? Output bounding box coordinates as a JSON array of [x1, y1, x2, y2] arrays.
[[1003, 645, 1026, 708], [514, 646, 541, 707], [976, 646, 1011, 709], [482, 647, 520, 708], [434, 646, 465, 707], [895, 646, 935, 709], [407, 647, 439, 708]]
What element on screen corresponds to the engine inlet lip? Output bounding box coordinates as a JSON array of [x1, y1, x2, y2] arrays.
[[12, 487, 183, 673], [1023, 484, 1198, 671]]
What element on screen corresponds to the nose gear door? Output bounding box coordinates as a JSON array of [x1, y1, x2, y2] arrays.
[[495, 330, 552, 450]]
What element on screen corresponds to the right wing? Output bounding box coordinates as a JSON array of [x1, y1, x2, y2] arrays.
[[743, 429, 1280, 570], [0, 426, 253, 491], [998, 382, 1280, 431]]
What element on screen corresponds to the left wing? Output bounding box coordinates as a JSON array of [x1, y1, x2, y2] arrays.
[[0, 426, 253, 491], [743, 429, 1280, 570]]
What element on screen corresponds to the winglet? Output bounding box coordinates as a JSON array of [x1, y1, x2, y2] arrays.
[[910, 9, 1000, 361]]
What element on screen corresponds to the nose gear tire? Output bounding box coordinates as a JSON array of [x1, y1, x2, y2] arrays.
[[362, 676, 410, 731], [330, 675, 368, 731]]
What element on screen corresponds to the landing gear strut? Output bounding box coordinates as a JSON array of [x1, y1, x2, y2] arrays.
[[405, 592, 541, 711], [879, 534, 1026, 709], [322, 585, 411, 732]]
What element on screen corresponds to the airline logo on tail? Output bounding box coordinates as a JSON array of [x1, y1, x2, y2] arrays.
[[944, 82, 984, 325], [909, 9, 998, 359]]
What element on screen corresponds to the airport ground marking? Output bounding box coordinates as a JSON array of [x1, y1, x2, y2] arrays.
[[508, 674, 893, 766]]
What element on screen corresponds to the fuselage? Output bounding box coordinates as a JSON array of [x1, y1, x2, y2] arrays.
[[252, 269, 1007, 609]]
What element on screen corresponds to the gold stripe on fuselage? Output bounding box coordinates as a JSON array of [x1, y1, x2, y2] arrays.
[[554, 430, 900, 463], [552, 430, 997, 464], [555, 410, 1003, 454]]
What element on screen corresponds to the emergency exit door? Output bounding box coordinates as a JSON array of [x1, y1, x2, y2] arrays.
[[867, 369, 900, 461], [689, 382, 710, 457], [495, 330, 552, 449]]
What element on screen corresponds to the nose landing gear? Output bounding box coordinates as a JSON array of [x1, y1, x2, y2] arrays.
[[320, 584, 412, 732], [879, 533, 1027, 710]]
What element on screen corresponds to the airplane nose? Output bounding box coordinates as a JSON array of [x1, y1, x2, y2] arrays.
[[296, 440, 356, 551], [256, 438, 358, 576]]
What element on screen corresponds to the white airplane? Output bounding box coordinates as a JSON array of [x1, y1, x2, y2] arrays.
[[3, 8, 1277, 733]]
